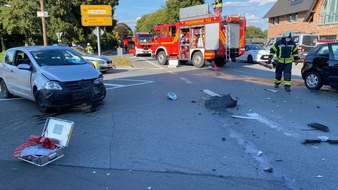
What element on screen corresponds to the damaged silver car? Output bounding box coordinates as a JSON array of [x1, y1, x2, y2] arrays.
[[0, 46, 106, 112]]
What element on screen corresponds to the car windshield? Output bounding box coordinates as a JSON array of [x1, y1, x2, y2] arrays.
[[246, 44, 264, 51], [31, 49, 87, 66]]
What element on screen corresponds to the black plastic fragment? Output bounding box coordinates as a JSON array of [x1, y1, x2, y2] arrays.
[[308, 122, 329, 132], [302, 139, 322, 144]]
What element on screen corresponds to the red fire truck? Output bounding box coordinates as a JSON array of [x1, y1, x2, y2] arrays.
[[128, 32, 152, 56], [151, 12, 246, 68]]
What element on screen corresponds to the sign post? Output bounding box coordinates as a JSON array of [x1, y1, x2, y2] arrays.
[[55, 32, 63, 43], [80, 5, 112, 55]]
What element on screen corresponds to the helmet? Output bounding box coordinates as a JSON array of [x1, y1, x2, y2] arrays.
[[87, 43, 90, 45], [282, 30, 293, 38]]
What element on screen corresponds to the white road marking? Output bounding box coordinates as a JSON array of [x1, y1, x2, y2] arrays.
[[105, 79, 154, 90], [180, 77, 193, 84], [202, 89, 221, 97], [0, 79, 154, 100], [138, 57, 163, 68], [245, 113, 300, 139]]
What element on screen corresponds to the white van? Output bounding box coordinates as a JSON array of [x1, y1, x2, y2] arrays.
[[264, 33, 319, 58]]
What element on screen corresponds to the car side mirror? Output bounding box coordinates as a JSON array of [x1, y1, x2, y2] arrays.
[[18, 63, 31, 70]]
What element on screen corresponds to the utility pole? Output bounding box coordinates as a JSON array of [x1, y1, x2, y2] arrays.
[[40, 0, 48, 46]]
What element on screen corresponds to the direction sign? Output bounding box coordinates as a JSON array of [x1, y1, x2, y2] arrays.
[[81, 16, 112, 26], [92, 28, 104, 36], [81, 5, 112, 16]]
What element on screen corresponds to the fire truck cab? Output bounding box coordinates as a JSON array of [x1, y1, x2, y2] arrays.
[[151, 4, 246, 68], [132, 32, 152, 56]]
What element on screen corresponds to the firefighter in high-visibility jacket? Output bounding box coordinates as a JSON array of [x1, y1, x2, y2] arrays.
[[211, 0, 223, 16], [268, 30, 300, 92]]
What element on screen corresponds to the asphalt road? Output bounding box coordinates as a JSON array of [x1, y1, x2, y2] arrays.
[[0, 55, 337, 190]]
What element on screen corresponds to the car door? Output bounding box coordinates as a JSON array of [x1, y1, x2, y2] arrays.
[[328, 44, 338, 88], [2, 49, 17, 92], [10, 50, 34, 98]]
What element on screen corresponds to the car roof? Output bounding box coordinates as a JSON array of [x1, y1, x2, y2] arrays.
[[8, 46, 72, 52], [317, 42, 338, 47]]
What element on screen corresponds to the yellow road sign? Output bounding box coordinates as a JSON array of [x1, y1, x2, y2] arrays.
[[81, 16, 113, 26], [81, 5, 112, 16]]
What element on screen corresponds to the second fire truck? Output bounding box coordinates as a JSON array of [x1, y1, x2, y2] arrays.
[[151, 5, 246, 68], [129, 32, 152, 56]]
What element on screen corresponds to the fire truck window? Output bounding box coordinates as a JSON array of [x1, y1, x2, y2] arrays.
[[169, 26, 176, 37], [154, 30, 160, 40], [162, 27, 167, 38]]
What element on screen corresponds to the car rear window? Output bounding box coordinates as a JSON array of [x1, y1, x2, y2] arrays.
[[302, 35, 318, 46]]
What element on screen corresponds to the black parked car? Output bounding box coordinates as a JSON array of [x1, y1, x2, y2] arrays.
[[301, 42, 338, 90]]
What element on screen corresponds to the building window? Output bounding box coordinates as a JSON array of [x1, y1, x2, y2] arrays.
[[294, 13, 298, 22], [288, 14, 292, 23], [276, 17, 280, 24], [321, 0, 338, 24], [272, 17, 275, 25]]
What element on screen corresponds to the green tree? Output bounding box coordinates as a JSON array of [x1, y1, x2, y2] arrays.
[[114, 23, 133, 39], [135, 9, 166, 32], [135, 0, 205, 32], [0, 0, 41, 46], [45, 0, 119, 45], [164, 0, 205, 23], [0, 0, 119, 48], [246, 25, 265, 39]]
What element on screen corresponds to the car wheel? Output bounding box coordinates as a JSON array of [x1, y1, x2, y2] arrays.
[[0, 80, 13, 98], [305, 71, 323, 90], [247, 55, 254, 63], [35, 91, 50, 113], [192, 51, 205, 68], [157, 51, 167, 65]]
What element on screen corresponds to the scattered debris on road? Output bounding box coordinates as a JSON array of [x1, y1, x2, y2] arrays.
[[232, 115, 256, 120], [167, 92, 178, 100], [205, 94, 237, 109], [308, 122, 329, 132], [265, 88, 278, 93], [263, 167, 273, 173], [257, 151, 263, 157], [302, 135, 338, 144]]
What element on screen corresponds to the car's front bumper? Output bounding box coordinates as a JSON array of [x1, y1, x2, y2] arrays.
[[39, 81, 106, 108], [257, 54, 270, 62]]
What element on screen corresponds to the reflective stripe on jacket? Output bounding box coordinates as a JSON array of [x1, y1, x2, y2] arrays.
[[269, 40, 299, 64]]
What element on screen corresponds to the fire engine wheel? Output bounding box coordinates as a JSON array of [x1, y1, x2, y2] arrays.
[[157, 51, 168, 65], [192, 51, 205, 68]]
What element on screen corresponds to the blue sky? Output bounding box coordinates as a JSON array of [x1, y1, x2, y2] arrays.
[[114, 0, 277, 31]]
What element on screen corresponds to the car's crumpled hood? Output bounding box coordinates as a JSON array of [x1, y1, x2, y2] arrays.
[[40, 64, 100, 82]]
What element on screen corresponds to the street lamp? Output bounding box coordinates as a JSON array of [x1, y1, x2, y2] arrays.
[[39, 0, 47, 46]]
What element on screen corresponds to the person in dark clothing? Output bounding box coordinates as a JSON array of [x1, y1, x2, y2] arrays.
[[268, 30, 300, 92]]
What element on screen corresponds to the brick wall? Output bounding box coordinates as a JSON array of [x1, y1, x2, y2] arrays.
[[266, 0, 338, 40]]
